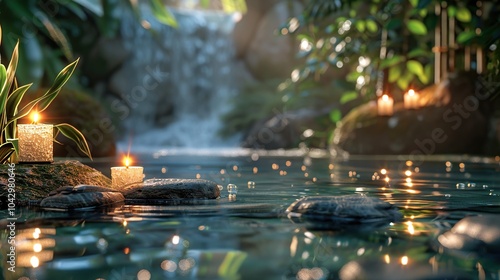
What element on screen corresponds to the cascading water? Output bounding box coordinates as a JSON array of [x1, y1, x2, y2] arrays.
[[119, 4, 240, 150]]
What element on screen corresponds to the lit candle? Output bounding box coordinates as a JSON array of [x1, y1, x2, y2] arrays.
[[404, 89, 420, 109], [377, 94, 394, 116], [18, 112, 53, 163], [111, 156, 144, 190]]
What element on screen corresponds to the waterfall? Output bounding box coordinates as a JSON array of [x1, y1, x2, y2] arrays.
[[119, 5, 240, 150]]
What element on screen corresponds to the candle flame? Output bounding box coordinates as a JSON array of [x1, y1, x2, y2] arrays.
[[123, 156, 131, 167], [408, 89, 415, 96], [32, 111, 40, 123], [382, 94, 389, 101]]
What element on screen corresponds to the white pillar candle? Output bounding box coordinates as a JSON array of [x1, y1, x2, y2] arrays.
[[18, 113, 53, 163], [404, 89, 420, 109], [377, 94, 394, 116], [111, 156, 144, 190]]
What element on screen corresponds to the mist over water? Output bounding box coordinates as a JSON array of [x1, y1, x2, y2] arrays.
[[120, 5, 241, 150]]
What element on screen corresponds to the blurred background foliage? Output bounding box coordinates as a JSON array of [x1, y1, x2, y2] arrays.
[[223, 0, 500, 147], [0, 0, 246, 90]]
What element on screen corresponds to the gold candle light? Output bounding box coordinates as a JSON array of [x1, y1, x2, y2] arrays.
[[111, 156, 144, 190], [18, 112, 53, 163], [377, 94, 394, 116], [404, 89, 420, 109]]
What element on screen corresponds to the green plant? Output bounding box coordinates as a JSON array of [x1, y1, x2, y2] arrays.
[[0, 25, 91, 164]]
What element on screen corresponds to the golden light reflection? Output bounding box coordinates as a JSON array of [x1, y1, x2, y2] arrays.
[[196, 173, 201, 179], [385, 177, 390, 183], [33, 228, 41, 239], [328, 163, 334, 170], [30, 256, 40, 268], [286, 160, 292, 167], [384, 254, 391, 264], [161, 167, 167, 173], [33, 243, 42, 252], [124, 247, 130, 255], [137, 269, 151, 280], [123, 220, 128, 227], [301, 165, 307, 172], [406, 160, 413, 167], [407, 221, 415, 235], [380, 168, 387, 175], [253, 167, 258, 174], [161, 260, 177, 272], [312, 177, 317, 182], [272, 163, 279, 170], [220, 169, 226, 175], [445, 161, 452, 167], [401, 256, 409, 265], [405, 170, 412, 177], [406, 178, 412, 184], [232, 165, 238, 171], [290, 236, 298, 257]]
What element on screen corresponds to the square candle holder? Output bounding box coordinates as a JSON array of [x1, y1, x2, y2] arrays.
[[111, 166, 144, 190], [17, 124, 54, 163]]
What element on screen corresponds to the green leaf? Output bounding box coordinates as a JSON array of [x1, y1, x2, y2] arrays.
[[14, 58, 79, 123], [221, 0, 247, 13], [456, 7, 472, 22], [148, 0, 178, 27], [397, 71, 414, 90], [340, 91, 357, 104], [447, 6, 457, 17], [407, 48, 428, 58], [0, 25, 2, 50], [457, 31, 476, 44], [55, 123, 92, 160], [380, 55, 405, 69], [406, 60, 425, 78], [409, 0, 418, 7], [366, 19, 378, 33], [329, 109, 342, 123], [407, 19, 427, 35], [388, 65, 401, 83], [3, 84, 32, 140], [0, 41, 19, 114], [0, 142, 15, 164], [346, 71, 361, 82], [355, 20, 365, 32]]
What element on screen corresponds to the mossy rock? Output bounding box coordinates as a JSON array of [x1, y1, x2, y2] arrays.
[[0, 161, 111, 208]]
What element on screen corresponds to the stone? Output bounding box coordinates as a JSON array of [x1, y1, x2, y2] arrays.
[[286, 194, 402, 228], [40, 185, 124, 210], [0, 161, 111, 208], [437, 214, 500, 256], [332, 71, 492, 155], [242, 108, 332, 149], [123, 178, 221, 204], [243, 1, 302, 80]]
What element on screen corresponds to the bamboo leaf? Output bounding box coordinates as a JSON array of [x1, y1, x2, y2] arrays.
[[340, 91, 357, 104], [1, 41, 19, 113], [55, 123, 92, 160], [457, 31, 476, 44], [456, 6, 472, 22], [406, 60, 425, 78], [148, 0, 178, 27], [329, 109, 342, 123], [3, 84, 32, 140], [355, 20, 366, 32], [380, 55, 404, 69], [388, 65, 401, 83], [407, 19, 427, 35], [0, 142, 15, 164], [366, 19, 378, 33]]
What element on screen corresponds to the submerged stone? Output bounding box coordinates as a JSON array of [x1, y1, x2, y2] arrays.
[[0, 160, 111, 208], [286, 194, 402, 228], [123, 178, 221, 204], [437, 214, 500, 256], [40, 185, 124, 210]]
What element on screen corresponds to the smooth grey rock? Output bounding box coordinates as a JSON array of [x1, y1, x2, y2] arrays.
[[437, 214, 500, 255], [123, 178, 221, 203], [286, 194, 402, 227], [40, 185, 124, 210]]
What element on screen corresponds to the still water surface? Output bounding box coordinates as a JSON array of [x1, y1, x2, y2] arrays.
[[2, 151, 500, 280]]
